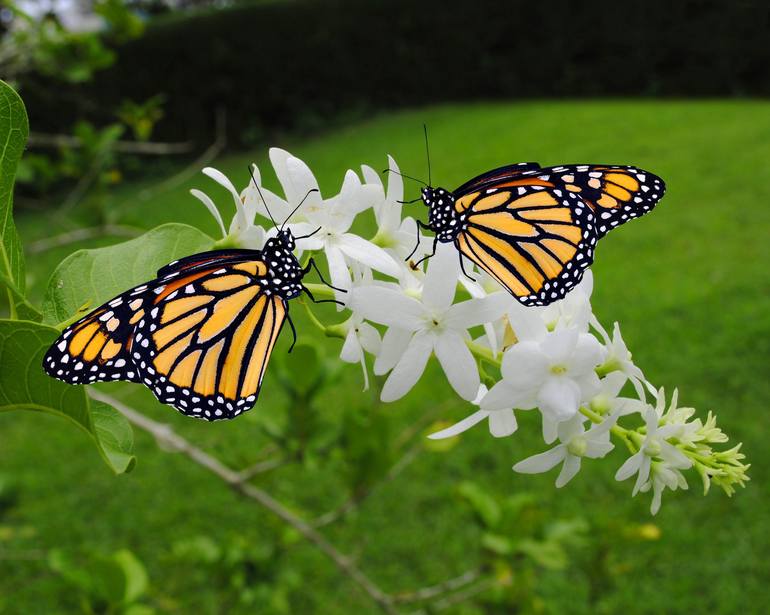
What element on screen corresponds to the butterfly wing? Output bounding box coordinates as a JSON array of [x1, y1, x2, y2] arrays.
[[455, 181, 597, 306], [453, 162, 541, 196], [131, 258, 286, 420], [534, 164, 665, 238], [43, 283, 156, 384]]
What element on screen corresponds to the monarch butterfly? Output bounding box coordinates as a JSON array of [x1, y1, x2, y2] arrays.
[[43, 193, 340, 421], [408, 162, 665, 306]]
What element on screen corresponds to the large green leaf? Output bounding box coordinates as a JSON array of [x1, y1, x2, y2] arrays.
[[43, 223, 214, 324], [0, 320, 135, 473], [0, 80, 35, 320]]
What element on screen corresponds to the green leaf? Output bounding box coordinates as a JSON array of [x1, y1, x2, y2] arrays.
[[0, 80, 30, 320], [0, 319, 135, 473], [42, 223, 214, 324]]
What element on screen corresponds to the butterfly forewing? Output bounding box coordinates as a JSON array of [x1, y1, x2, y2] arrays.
[[453, 162, 541, 197], [455, 183, 597, 306], [526, 164, 665, 238], [131, 258, 286, 420]]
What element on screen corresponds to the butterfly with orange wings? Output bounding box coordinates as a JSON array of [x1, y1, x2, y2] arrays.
[[44, 192, 341, 421], [408, 162, 665, 306]]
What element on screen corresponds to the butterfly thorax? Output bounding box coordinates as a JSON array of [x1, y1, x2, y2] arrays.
[[262, 231, 304, 300], [422, 187, 464, 242]]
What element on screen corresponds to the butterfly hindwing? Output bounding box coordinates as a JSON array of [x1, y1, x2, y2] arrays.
[[131, 257, 286, 420], [455, 182, 597, 306], [43, 282, 156, 385]]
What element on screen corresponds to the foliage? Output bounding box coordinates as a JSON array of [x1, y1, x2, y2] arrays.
[[49, 548, 153, 614], [0, 80, 188, 474]]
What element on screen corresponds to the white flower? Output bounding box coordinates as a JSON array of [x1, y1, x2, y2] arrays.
[[350, 244, 510, 402], [427, 385, 518, 440], [481, 327, 605, 423], [191, 167, 267, 249], [592, 318, 648, 398], [615, 390, 692, 497], [361, 157, 433, 264], [513, 413, 617, 487], [339, 313, 382, 390], [640, 461, 689, 515], [589, 371, 645, 418]]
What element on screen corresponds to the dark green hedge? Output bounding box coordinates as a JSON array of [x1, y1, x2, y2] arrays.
[[23, 0, 770, 145]]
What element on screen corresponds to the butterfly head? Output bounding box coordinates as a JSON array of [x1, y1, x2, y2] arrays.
[[276, 228, 296, 251], [421, 186, 461, 241]]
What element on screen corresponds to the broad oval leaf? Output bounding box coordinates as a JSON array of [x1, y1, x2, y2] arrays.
[[0, 80, 37, 320], [42, 223, 214, 324], [0, 320, 135, 473]]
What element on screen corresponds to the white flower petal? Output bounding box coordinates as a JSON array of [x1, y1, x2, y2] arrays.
[[514, 446, 566, 474], [444, 292, 512, 329], [615, 451, 643, 482], [480, 380, 531, 411], [326, 244, 352, 304], [340, 328, 362, 363], [427, 410, 489, 439], [555, 454, 582, 487], [488, 409, 518, 437], [500, 342, 549, 388], [537, 377, 581, 422], [351, 286, 425, 330], [374, 327, 413, 374], [339, 234, 400, 277], [422, 244, 459, 310], [269, 148, 321, 208], [357, 322, 382, 356], [190, 189, 226, 238], [434, 330, 479, 401], [380, 332, 434, 402], [202, 167, 248, 231]]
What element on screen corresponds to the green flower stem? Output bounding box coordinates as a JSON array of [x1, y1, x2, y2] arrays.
[[303, 283, 336, 299], [579, 406, 638, 454], [301, 299, 328, 333], [466, 340, 501, 369]]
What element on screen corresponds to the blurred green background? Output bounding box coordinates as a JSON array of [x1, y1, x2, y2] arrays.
[[1, 1, 769, 614]]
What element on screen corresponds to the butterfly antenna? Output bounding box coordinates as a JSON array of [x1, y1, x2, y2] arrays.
[[423, 124, 431, 186], [281, 188, 319, 231], [248, 165, 278, 230], [382, 168, 427, 187]]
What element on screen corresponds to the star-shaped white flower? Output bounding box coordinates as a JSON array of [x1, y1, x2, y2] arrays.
[[241, 148, 400, 300], [481, 327, 605, 424], [191, 167, 267, 249], [615, 390, 692, 497], [360, 157, 433, 265], [513, 412, 617, 487], [350, 244, 510, 402], [427, 385, 518, 440]]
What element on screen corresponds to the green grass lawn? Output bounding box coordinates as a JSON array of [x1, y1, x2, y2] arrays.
[[3, 100, 770, 614]]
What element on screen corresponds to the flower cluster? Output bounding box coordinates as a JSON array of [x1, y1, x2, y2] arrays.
[[192, 149, 749, 515]]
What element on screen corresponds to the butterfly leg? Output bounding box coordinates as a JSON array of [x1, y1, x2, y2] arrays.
[[302, 286, 345, 307], [411, 236, 438, 269], [459, 255, 476, 282], [303, 258, 347, 293], [285, 310, 298, 353], [405, 219, 431, 262]]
